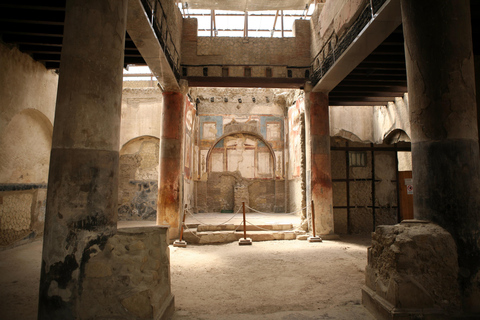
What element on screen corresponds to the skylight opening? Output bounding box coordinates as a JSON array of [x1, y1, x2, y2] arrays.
[[178, 3, 313, 38]]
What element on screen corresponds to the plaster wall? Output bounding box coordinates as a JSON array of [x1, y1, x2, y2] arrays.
[[330, 94, 410, 144], [0, 43, 58, 246], [120, 86, 162, 147], [0, 43, 57, 134], [330, 106, 375, 143]]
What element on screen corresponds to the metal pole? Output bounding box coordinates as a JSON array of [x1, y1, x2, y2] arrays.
[[311, 200, 316, 237], [243, 201, 247, 239], [173, 204, 188, 247], [239, 201, 252, 245]]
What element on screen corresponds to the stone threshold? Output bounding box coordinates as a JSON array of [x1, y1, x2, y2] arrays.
[[182, 227, 306, 244]]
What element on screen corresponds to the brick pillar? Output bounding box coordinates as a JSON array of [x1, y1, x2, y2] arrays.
[[305, 91, 335, 237], [38, 0, 127, 318], [401, 0, 480, 311], [157, 91, 185, 239]]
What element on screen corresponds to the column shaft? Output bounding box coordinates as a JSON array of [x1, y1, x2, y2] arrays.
[[157, 92, 185, 239], [306, 92, 335, 236], [401, 0, 480, 310], [38, 0, 127, 318]]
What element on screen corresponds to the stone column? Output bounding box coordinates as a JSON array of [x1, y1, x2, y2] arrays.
[[157, 91, 185, 239], [305, 90, 335, 237], [37, 1, 127, 318], [401, 0, 480, 311]]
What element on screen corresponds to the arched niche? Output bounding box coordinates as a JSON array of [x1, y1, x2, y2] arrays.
[[0, 109, 53, 183], [118, 135, 160, 221], [205, 132, 277, 179]]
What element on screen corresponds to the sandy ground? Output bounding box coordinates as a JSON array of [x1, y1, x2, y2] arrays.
[[0, 236, 374, 320]]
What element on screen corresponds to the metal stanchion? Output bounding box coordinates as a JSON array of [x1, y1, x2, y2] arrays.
[[238, 201, 252, 245], [173, 205, 188, 247], [308, 200, 322, 242]]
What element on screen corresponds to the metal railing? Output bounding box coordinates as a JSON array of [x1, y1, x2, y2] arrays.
[[140, 0, 181, 80], [310, 0, 388, 85]]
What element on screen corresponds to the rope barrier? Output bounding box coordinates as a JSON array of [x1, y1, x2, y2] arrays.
[[184, 206, 243, 226], [184, 225, 201, 239], [245, 205, 308, 215], [180, 203, 308, 240]]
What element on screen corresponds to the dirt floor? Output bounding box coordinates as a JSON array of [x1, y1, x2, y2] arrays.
[[0, 236, 375, 320]]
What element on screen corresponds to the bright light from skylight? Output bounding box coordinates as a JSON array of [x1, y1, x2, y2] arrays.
[[123, 65, 156, 81]]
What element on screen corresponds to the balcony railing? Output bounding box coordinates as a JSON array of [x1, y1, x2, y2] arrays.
[[140, 0, 181, 81]]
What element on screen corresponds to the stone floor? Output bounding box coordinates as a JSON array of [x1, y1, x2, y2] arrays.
[[0, 231, 375, 320]]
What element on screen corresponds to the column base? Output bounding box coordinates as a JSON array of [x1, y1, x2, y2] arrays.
[[238, 238, 253, 245], [308, 236, 323, 242], [173, 240, 187, 248], [362, 285, 447, 320]]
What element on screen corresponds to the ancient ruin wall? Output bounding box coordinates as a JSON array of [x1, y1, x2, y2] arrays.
[[118, 137, 160, 221], [182, 19, 310, 78], [331, 137, 399, 234], [192, 88, 292, 213], [0, 43, 58, 246]]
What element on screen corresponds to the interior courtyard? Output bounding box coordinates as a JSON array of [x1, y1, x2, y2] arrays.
[[0, 0, 479, 319]]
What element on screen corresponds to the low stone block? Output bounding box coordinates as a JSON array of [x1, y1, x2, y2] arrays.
[[363, 221, 461, 319]]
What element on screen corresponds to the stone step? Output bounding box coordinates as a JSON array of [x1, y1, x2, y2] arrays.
[[182, 229, 306, 245], [195, 223, 294, 232]]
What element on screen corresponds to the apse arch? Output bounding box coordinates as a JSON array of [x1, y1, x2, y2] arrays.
[[332, 129, 364, 143], [383, 128, 411, 144], [120, 135, 159, 155], [205, 131, 277, 178]]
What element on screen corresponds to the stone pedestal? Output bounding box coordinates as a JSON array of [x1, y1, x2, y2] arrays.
[[38, 1, 127, 318], [401, 0, 480, 312], [79, 226, 174, 320], [362, 221, 461, 319], [305, 91, 335, 237], [157, 91, 185, 239]]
